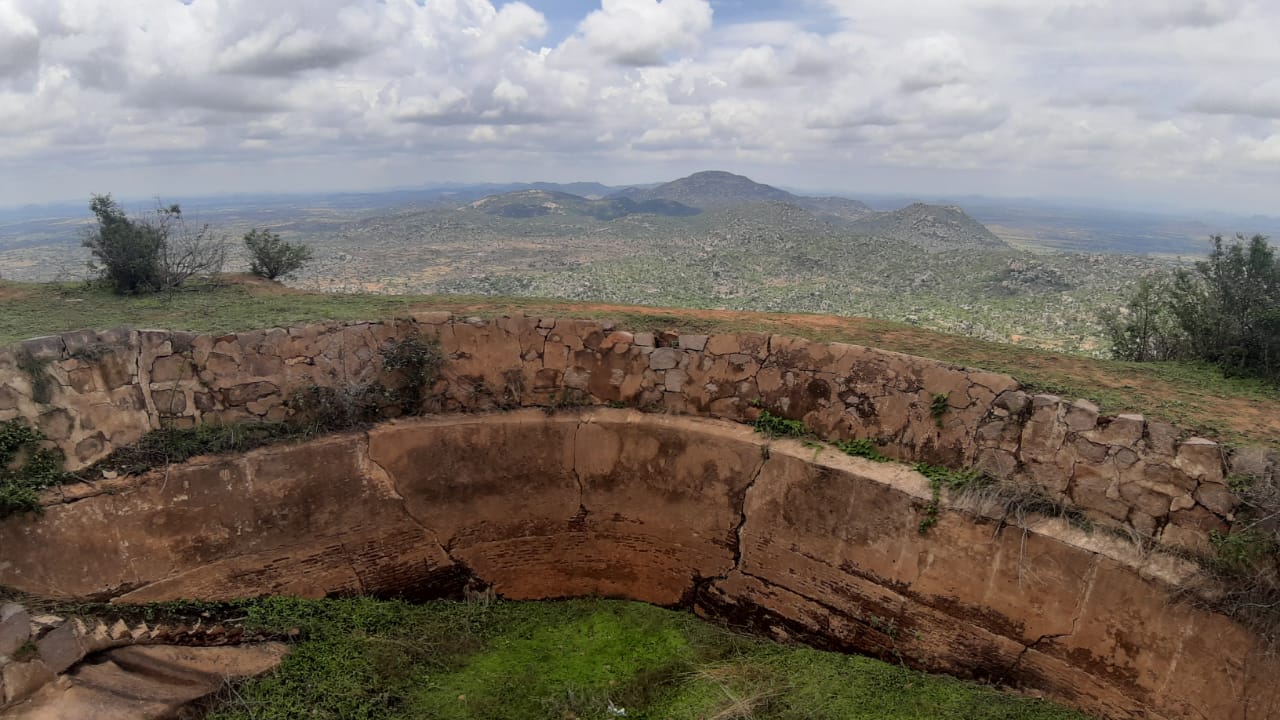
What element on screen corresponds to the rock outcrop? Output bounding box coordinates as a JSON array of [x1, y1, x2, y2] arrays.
[[0, 410, 1274, 720], [0, 601, 286, 717]]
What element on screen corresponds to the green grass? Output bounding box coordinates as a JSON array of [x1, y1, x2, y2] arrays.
[[206, 597, 1090, 720], [0, 281, 428, 343]]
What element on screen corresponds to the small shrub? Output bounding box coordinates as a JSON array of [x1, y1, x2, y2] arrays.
[[752, 410, 809, 438], [287, 385, 385, 435], [244, 229, 314, 281], [915, 463, 986, 534], [380, 335, 444, 415], [930, 393, 949, 428], [833, 438, 890, 462]]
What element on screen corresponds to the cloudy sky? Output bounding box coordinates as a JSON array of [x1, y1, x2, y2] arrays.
[[1, 0, 1278, 213]]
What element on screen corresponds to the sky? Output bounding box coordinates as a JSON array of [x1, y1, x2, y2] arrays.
[[1, 0, 1278, 214]]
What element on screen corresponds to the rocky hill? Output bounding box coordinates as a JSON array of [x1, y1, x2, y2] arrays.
[[847, 203, 1009, 252], [614, 170, 794, 207], [466, 189, 699, 220], [613, 170, 874, 220]]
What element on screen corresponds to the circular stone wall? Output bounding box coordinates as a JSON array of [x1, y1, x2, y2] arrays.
[[0, 409, 1274, 720]]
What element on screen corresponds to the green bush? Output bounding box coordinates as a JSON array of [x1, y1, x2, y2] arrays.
[[244, 228, 314, 280], [0, 420, 67, 518]]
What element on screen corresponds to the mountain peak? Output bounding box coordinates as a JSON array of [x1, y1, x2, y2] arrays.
[[615, 170, 795, 208]]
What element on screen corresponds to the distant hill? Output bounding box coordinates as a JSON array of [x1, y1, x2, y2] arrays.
[[613, 170, 793, 206], [847, 203, 1009, 252], [463, 174, 1004, 253], [466, 189, 700, 220], [614, 170, 874, 223]]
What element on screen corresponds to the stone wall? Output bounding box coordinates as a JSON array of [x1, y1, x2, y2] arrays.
[[0, 410, 1275, 720], [1, 314, 1276, 554]]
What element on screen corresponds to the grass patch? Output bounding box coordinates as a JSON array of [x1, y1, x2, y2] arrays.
[[206, 597, 1091, 720]]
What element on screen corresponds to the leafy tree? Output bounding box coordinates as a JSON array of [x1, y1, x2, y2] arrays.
[[1168, 234, 1280, 381], [1108, 234, 1280, 384], [1102, 275, 1186, 362], [82, 194, 226, 294], [244, 228, 313, 280]]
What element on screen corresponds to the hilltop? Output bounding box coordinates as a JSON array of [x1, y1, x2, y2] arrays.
[[847, 202, 1009, 252], [613, 169, 876, 220]]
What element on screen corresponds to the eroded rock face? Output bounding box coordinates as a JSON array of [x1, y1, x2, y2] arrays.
[[1, 644, 288, 720], [0, 410, 1274, 720]]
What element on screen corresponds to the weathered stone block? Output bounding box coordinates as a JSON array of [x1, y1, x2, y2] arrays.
[[20, 336, 66, 361], [1063, 399, 1100, 432], [74, 434, 106, 463], [0, 604, 30, 658], [648, 348, 680, 371], [152, 389, 187, 416], [1145, 420, 1181, 456], [1085, 413, 1144, 447], [35, 619, 87, 673], [993, 389, 1029, 415], [223, 382, 280, 407], [1118, 481, 1173, 518], [1, 659, 54, 705], [678, 334, 709, 352], [974, 447, 1017, 479], [150, 354, 194, 383], [37, 409, 74, 441], [1194, 482, 1237, 518], [1175, 438, 1225, 485]]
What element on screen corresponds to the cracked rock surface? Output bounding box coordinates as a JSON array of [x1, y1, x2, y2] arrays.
[[0, 409, 1274, 720]]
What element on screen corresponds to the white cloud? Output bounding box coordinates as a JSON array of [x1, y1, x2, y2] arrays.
[[577, 0, 713, 66], [0, 0, 1277, 213]]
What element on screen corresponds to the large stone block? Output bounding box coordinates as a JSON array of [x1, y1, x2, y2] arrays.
[[0, 604, 30, 658]]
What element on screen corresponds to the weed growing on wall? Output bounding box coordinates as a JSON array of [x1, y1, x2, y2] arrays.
[[15, 350, 55, 405], [833, 438, 890, 462], [0, 419, 68, 518], [915, 463, 986, 533], [380, 334, 444, 415], [752, 410, 810, 438], [930, 393, 950, 428]]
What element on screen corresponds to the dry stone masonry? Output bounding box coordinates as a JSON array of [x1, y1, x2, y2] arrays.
[[1, 314, 1274, 555]]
